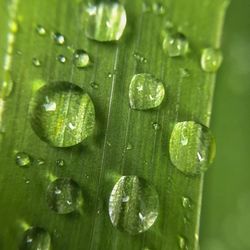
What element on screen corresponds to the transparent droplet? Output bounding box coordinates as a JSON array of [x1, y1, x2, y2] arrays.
[[182, 196, 192, 208], [57, 54, 66, 64], [152, 122, 161, 131], [133, 52, 147, 63], [85, 3, 127, 42], [73, 49, 90, 68], [15, 152, 31, 167], [126, 143, 133, 150], [109, 176, 159, 235], [36, 158, 45, 166], [24, 178, 30, 184], [52, 32, 65, 45], [178, 235, 188, 250], [129, 73, 165, 110], [163, 32, 189, 57], [32, 58, 41, 67], [107, 72, 113, 78], [90, 81, 99, 89], [29, 81, 95, 147], [36, 25, 46, 36], [169, 121, 216, 175], [201, 48, 223, 73], [20, 227, 51, 250], [56, 159, 65, 167], [46, 177, 83, 214]]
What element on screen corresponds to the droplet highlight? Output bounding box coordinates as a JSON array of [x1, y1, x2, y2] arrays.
[[129, 73, 165, 110], [201, 48, 223, 73], [169, 121, 216, 175], [73, 49, 90, 68], [15, 152, 31, 167], [85, 3, 127, 42], [52, 32, 65, 45], [46, 177, 83, 214], [109, 176, 159, 235], [29, 81, 95, 147]]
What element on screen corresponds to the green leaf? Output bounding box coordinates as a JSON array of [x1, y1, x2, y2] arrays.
[[0, 0, 229, 249]]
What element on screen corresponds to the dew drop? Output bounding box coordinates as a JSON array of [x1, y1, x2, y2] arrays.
[[32, 58, 41, 67], [36, 25, 46, 36], [90, 81, 99, 89], [126, 143, 133, 150], [107, 72, 113, 78], [15, 152, 31, 167], [20, 227, 51, 250], [182, 196, 192, 208], [109, 176, 159, 235], [36, 158, 45, 166], [133, 52, 147, 63], [152, 2, 166, 15], [56, 159, 65, 167], [52, 32, 65, 45], [0, 71, 14, 98], [57, 54, 67, 64], [201, 48, 223, 73], [152, 122, 161, 131], [169, 121, 216, 175], [129, 73, 165, 110], [46, 177, 83, 214], [29, 81, 95, 147], [73, 49, 90, 68], [163, 32, 189, 57], [85, 2, 127, 42]]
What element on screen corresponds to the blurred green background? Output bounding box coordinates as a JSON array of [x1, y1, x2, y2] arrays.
[[201, 0, 250, 249]]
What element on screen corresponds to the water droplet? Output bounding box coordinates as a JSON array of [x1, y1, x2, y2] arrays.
[[178, 235, 188, 249], [126, 143, 133, 150], [52, 32, 65, 45], [32, 58, 41, 67], [36, 158, 45, 166], [85, 3, 127, 42], [109, 176, 159, 235], [15, 152, 31, 167], [57, 54, 66, 64], [46, 177, 83, 214], [169, 121, 216, 175], [152, 122, 161, 131], [182, 196, 192, 208], [129, 73, 165, 110], [133, 52, 147, 63], [90, 81, 99, 89], [36, 25, 46, 36], [24, 178, 30, 184], [107, 72, 113, 78], [20, 227, 51, 250], [163, 32, 189, 57], [29, 81, 95, 147], [73, 49, 90, 68], [152, 2, 166, 15], [56, 159, 65, 167], [201, 48, 223, 73]]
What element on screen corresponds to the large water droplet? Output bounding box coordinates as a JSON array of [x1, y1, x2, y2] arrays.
[[15, 152, 31, 167], [129, 73, 165, 110], [56, 159, 65, 167], [109, 176, 159, 235], [29, 81, 95, 147], [201, 48, 223, 73], [163, 32, 189, 57], [169, 121, 216, 175], [85, 3, 127, 42], [20, 227, 51, 250], [46, 177, 83, 214], [73, 49, 90, 68]]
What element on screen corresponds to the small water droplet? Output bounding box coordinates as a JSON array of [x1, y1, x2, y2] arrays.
[[129, 73, 165, 110], [152, 122, 161, 131], [73, 49, 90, 68], [109, 176, 159, 235], [178, 235, 188, 249], [107, 72, 113, 78], [201, 48, 223, 73], [182, 196, 192, 208], [57, 54, 67, 64], [85, 3, 127, 42], [36, 158, 45, 166], [133, 52, 147, 63], [126, 143, 133, 150], [152, 2, 166, 15], [20, 227, 51, 250], [46, 177, 83, 214], [56, 159, 65, 167], [15, 152, 31, 167], [90, 81, 99, 89], [36, 25, 46, 36], [24, 178, 30, 184], [32, 58, 41, 67], [52, 32, 65, 45], [29, 81, 95, 147], [163, 32, 189, 57], [169, 121, 216, 175]]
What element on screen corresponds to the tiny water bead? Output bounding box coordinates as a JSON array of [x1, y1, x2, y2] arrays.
[[129, 73, 165, 110], [36, 25, 46, 36], [169, 121, 216, 175], [90, 81, 99, 89], [52, 32, 65, 45], [46, 177, 83, 214], [20, 227, 51, 250], [182, 196, 192, 209], [163, 32, 189, 57], [57, 54, 66, 64], [29, 81, 95, 147], [32, 58, 41, 67], [85, 2, 127, 42], [152, 122, 161, 131], [201, 48, 223, 73], [133, 52, 147, 63], [109, 176, 159, 235], [56, 159, 65, 167], [15, 152, 31, 167], [178, 235, 188, 250], [73, 49, 90, 68]]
